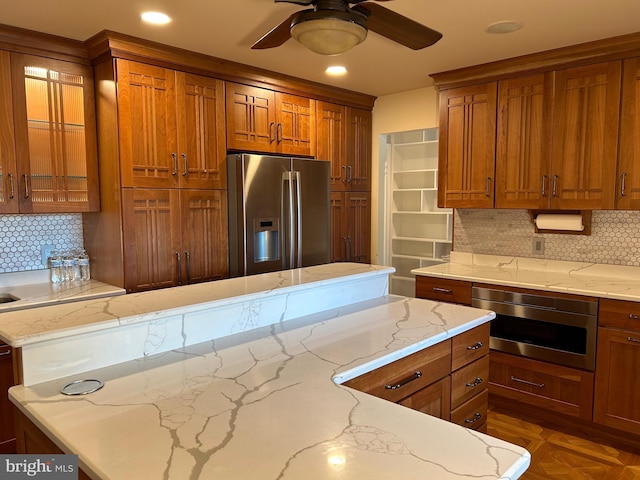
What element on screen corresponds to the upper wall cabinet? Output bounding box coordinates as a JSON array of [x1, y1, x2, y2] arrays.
[[225, 82, 316, 157], [617, 57, 640, 209], [116, 59, 226, 190], [0, 52, 99, 213], [495, 62, 621, 210], [437, 83, 497, 208], [317, 102, 371, 192]]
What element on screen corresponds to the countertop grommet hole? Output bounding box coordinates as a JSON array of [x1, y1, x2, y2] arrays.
[[60, 379, 104, 396]]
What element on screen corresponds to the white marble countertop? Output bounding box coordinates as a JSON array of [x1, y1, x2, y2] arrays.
[[10, 294, 530, 480], [0, 269, 125, 315], [412, 252, 640, 302]]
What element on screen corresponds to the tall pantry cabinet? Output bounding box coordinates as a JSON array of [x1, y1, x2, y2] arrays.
[[84, 58, 228, 292], [317, 102, 371, 263]]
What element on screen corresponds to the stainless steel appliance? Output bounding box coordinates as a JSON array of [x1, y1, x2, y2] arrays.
[[227, 153, 331, 277], [472, 286, 598, 370]]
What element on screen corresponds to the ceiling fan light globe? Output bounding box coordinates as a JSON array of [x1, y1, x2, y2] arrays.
[[291, 18, 367, 55]]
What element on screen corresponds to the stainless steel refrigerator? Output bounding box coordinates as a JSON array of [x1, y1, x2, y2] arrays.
[[227, 153, 331, 277]]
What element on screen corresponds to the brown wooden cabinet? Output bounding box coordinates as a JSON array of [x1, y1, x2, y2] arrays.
[[117, 59, 226, 190], [317, 102, 371, 192], [0, 342, 15, 453], [344, 323, 490, 431], [330, 191, 370, 263], [437, 82, 497, 208], [122, 188, 227, 292], [0, 51, 98, 213], [617, 57, 640, 209], [594, 299, 640, 434], [549, 61, 620, 210], [415, 276, 472, 305], [226, 82, 316, 157]]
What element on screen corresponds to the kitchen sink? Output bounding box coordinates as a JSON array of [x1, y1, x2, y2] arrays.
[[0, 294, 18, 304]]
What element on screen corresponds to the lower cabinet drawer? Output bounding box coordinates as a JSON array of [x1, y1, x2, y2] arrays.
[[451, 323, 490, 371], [489, 351, 594, 420], [343, 340, 452, 403], [398, 376, 451, 420], [450, 389, 488, 430], [451, 355, 490, 409], [415, 277, 472, 305]]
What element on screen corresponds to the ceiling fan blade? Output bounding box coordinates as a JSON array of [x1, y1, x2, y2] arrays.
[[251, 12, 298, 49], [275, 0, 313, 4], [352, 3, 443, 50]]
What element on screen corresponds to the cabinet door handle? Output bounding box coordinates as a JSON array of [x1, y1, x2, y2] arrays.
[[347, 165, 353, 183], [552, 175, 558, 197], [541, 175, 547, 197], [465, 377, 484, 388], [269, 122, 276, 143], [171, 153, 178, 176], [621, 172, 627, 197], [342, 165, 347, 183], [485, 177, 491, 197], [629, 313, 639, 320], [627, 336, 640, 344], [181, 154, 188, 177], [385, 371, 422, 390], [464, 412, 483, 424], [8, 173, 15, 199], [0, 350, 11, 357], [510, 376, 545, 388], [22, 174, 29, 198], [277, 123, 283, 143], [176, 252, 181, 285], [432, 287, 453, 294], [342, 236, 347, 261], [185, 251, 191, 284], [466, 341, 484, 351]]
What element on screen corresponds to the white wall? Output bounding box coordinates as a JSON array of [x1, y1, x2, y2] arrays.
[[371, 86, 439, 265]]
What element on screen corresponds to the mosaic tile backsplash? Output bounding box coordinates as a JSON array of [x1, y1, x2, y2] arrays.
[[0, 214, 84, 273], [454, 209, 640, 267]]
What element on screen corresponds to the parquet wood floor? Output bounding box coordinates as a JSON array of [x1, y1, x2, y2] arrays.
[[487, 405, 640, 479]]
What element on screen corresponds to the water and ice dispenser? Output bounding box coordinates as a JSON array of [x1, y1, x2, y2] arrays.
[[253, 218, 280, 263]]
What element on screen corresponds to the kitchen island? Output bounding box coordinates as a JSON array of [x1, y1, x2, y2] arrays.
[[7, 263, 530, 479]]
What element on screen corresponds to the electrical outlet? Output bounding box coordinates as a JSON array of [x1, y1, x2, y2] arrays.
[[41, 244, 56, 266], [533, 238, 545, 255]]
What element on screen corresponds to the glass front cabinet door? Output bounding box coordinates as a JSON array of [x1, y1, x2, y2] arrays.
[[10, 53, 99, 213]]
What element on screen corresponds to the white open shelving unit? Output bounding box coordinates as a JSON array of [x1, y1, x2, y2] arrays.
[[385, 128, 452, 297]]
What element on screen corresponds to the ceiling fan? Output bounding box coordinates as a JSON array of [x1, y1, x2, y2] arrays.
[[252, 0, 443, 55]]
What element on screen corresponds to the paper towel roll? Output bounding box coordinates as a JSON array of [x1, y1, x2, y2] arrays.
[[535, 214, 584, 231]]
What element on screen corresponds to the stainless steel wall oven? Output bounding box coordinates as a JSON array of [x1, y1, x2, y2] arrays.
[[472, 286, 598, 371]]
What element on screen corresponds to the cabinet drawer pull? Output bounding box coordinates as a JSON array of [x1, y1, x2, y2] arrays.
[[384, 371, 422, 390], [510, 376, 545, 388], [464, 412, 483, 424], [627, 336, 640, 344], [466, 342, 483, 351], [0, 350, 11, 357], [629, 313, 639, 320], [432, 287, 453, 294], [465, 377, 484, 388]]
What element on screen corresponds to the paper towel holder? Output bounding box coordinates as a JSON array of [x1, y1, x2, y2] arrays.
[[529, 210, 592, 235]]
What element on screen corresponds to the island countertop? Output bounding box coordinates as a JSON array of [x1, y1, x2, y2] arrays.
[[8, 265, 530, 480]]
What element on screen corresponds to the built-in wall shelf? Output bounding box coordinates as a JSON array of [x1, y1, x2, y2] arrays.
[[385, 128, 452, 297]]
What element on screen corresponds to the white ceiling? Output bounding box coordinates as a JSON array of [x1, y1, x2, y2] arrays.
[[3, 0, 640, 97]]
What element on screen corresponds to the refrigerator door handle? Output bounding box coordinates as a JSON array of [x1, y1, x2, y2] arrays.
[[283, 171, 296, 269], [294, 171, 302, 268]]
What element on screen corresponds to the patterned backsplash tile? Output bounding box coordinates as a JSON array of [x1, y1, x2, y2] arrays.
[[454, 209, 640, 267], [0, 214, 84, 273]]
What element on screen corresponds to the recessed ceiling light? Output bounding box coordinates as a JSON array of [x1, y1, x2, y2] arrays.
[[326, 66, 347, 76], [485, 21, 523, 34], [141, 11, 172, 25]]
